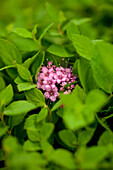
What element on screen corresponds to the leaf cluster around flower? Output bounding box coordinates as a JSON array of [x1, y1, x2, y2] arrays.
[[37, 61, 77, 102]]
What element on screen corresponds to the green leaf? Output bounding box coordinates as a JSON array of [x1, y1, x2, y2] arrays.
[[0, 65, 16, 72], [39, 23, 54, 41], [4, 100, 37, 116], [50, 149, 76, 169], [9, 33, 40, 52], [95, 114, 112, 132], [0, 126, 8, 137], [0, 84, 13, 108], [8, 152, 46, 169], [0, 149, 4, 161], [46, 3, 58, 23], [98, 131, 113, 146], [9, 113, 26, 127], [17, 83, 37, 92], [41, 140, 54, 159], [23, 51, 40, 69], [51, 99, 63, 112], [37, 107, 48, 123], [31, 51, 45, 79], [78, 58, 98, 93], [62, 86, 107, 130], [85, 89, 107, 112], [0, 38, 22, 65], [17, 64, 32, 82], [40, 123, 54, 140], [66, 20, 80, 40], [91, 41, 113, 93], [97, 41, 113, 73], [0, 76, 5, 92], [24, 114, 37, 130], [32, 24, 38, 37], [58, 129, 77, 148], [25, 88, 45, 107], [75, 145, 112, 169], [11, 27, 33, 39], [78, 126, 96, 146], [72, 18, 91, 25], [23, 140, 41, 151], [71, 34, 94, 60], [14, 76, 25, 84], [2, 136, 22, 153], [47, 44, 73, 57]]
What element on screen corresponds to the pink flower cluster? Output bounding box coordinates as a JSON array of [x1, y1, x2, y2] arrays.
[[37, 61, 77, 102]]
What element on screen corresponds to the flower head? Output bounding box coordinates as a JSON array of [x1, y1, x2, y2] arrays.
[[37, 61, 77, 102]]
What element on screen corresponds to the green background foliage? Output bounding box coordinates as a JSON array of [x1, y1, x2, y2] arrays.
[[0, 0, 113, 169]]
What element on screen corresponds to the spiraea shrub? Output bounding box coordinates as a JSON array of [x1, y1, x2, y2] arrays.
[[0, 0, 113, 169]]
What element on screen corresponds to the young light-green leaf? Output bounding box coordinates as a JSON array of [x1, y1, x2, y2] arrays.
[[17, 83, 37, 92], [11, 27, 33, 39]]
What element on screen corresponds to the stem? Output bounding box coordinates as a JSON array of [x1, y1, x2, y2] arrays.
[[0, 111, 11, 135], [0, 65, 16, 72], [46, 105, 52, 122]]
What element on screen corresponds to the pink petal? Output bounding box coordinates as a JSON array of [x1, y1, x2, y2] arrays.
[[42, 66, 48, 74], [48, 61, 52, 66], [71, 84, 75, 88], [44, 92, 50, 98], [45, 85, 51, 91], [64, 91, 69, 94], [50, 96, 56, 102]]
